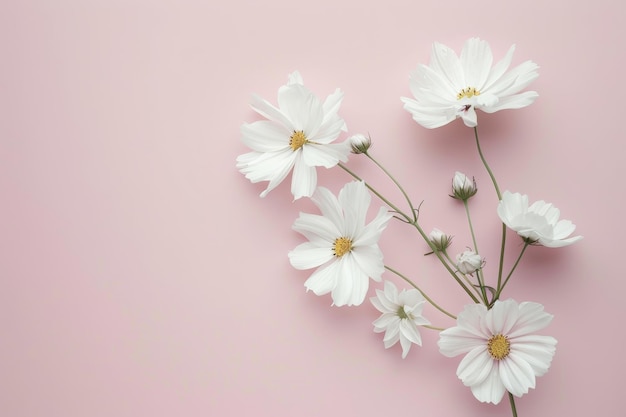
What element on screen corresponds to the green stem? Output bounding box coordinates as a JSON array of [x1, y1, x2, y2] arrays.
[[496, 224, 507, 295], [473, 126, 507, 298], [508, 392, 518, 417], [338, 163, 411, 223], [385, 265, 456, 320], [339, 162, 480, 304], [473, 126, 501, 200], [492, 242, 529, 305], [463, 200, 488, 305], [365, 152, 417, 222]]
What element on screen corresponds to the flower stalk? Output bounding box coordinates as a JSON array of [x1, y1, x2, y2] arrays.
[[238, 38, 580, 416]]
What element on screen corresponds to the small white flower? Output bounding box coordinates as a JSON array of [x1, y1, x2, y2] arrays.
[[237, 71, 350, 200], [451, 171, 477, 200], [401, 38, 539, 128], [348, 133, 371, 154], [429, 228, 452, 252], [371, 281, 430, 358], [438, 299, 557, 404], [497, 191, 583, 248], [288, 181, 393, 306], [456, 250, 483, 274]]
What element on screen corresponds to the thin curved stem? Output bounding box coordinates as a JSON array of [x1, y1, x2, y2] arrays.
[[463, 199, 488, 305], [473, 126, 501, 200], [385, 265, 456, 320], [492, 242, 530, 305], [473, 126, 507, 298], [338, 163, 412, 223], [365, 152, 417, 222], [340, 162, 480, 303], [508, 392, 518, 417]]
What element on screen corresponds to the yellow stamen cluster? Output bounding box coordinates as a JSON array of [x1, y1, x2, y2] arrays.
[[332, 237, 353, 257], [289, 130, 308, 151], [457, 87, 481, 100], [487, 334, 511, 360]]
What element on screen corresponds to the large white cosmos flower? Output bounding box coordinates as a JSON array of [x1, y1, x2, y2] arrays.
[[438, 299, 557, 404], [497, 191, 582, 248], [371, 281, 430, 358], [401, 38, 539, 128], [288, 181, 393, 307], [237, 71, 350, 200]]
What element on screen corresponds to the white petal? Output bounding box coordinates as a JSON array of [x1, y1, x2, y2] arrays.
[[541, 235, 583, 247], [487, 299, 519, 335], [310, 187, 344, 231], [482, 91, 538, 112], [373, 313, 399, 329], [250, 93, 294, 130], [399, 333, 413, 358], [508, 302, 553, 337], [469, 365, 507, 404], [339, 181, 370, 238], [499, 354, 536, 397], [482, 44, 515, 91], [240, 121, 290, 152], [351, 246, 385, 281], [438, 326, 487, 357], [277, 84, 323, 136], [288, 243, 334, 270], [355, 207, 393, 246], [330, 256, 368, 306], [292, 212, 340, 243], [399, 319, 422, 346], [456, 347, 493, 387], [287, 71, 303, 85], [509, 336, 557, 377], [460, 105, 478, 127], [301, 142, 349, 168], [487, 60, 539, 98], [401, 96, 457, 129], [322, 88, 344, 120], [429, 41, 465, 91], [460, 38, 493, 90], [304, 261, 340, 297], [291, 155, 317, 200]]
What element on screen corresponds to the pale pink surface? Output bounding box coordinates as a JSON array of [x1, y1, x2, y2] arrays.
[[1, 1, 623, 416]]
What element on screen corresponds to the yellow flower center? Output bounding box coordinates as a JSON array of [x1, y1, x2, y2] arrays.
[[289, 130, 308, 151], [397, 306, 409, 320], [332, 237, 353, 257], [487, 334, 511, 360], [457, 87, 481, 100]]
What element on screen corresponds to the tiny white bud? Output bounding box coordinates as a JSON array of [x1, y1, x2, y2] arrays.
[[429, 228, 452, 252], [451, 171, 477, 200], [456, 250, 483, 274], [349, 133, 372, 154]]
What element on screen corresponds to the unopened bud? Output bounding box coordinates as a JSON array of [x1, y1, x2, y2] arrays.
[[451, 171, 477, 201], [349, 133, 372, 154]]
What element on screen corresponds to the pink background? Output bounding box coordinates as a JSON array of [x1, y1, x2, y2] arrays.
[[2, 1, 623, 416]]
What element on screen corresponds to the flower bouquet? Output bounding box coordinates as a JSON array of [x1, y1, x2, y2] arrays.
[[236, 38, 582, 416]]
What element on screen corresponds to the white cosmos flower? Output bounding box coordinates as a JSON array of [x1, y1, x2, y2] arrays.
[[497, 191, 583, 248], [438, 299, 557, 404], [371, 281, 430, 358], [401, 38, 539, 128], [288, 181, 393, 307], [237, 71, 350, 200]]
